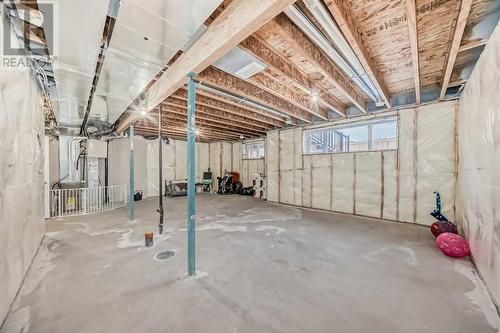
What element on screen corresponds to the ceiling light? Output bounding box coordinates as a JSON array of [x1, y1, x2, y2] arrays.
[[375, 100, 385, 107], [310, 89, 320, 102], [140, 110, 146, 116]]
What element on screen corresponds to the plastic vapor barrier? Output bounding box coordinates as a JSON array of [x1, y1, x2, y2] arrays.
[[457, 24, 500, 304], [266, 101, 458, 226], [355, 152, 382, 217], [331, 154, 355, 213], [0, 42, 45, 323]]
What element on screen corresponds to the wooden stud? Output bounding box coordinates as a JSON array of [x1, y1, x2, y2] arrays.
[[440, 0, 473, 100], [405, 0, 421, 104]]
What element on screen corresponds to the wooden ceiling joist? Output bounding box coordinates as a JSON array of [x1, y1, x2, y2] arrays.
[[155, 105, 267, 135], [164, 99, 271, 131], [268, 14, 367, 113], [135, 126, 235, 142], [135, 122, 243, 140], [193, 88, 286, 123], [405, 0, 421, 104], [324, 0, 391, 109], [174, 88, 283, 127], [199, 66, 314, 123], [239, 35, 344, 117], [440, 0, 474, 100], [160, 115, 261, 137], [458, 38, 487, 53], [248, 71, 328, 120]]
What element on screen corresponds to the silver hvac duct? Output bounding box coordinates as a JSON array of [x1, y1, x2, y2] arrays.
[[284, 2, 381, 104], [195, 81, 292, 123]]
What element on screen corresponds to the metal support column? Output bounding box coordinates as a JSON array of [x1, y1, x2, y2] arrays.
[[158, 105, 164, 234], [187, 72, 197, 276], [129, 125, 135, 221]]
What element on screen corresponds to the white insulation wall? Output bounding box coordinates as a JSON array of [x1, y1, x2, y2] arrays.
[[108, 138, 213, 197], [108, 138, 264, 198], [457, 24, 500, 304], [267, 101, 457, 226], [0, 60, 46, 321]]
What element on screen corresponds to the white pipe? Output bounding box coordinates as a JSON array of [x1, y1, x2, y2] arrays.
[[284, 3, 380, 103]]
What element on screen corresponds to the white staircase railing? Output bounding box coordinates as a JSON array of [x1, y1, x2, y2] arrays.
[[48, 185, 128, 218]]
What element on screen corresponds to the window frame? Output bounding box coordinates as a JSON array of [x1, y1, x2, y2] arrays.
[[242, 140, 265, 160], [302, 117, 398, 156]]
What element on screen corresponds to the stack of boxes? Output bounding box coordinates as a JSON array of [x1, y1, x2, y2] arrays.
[[252, 173, 267, 200]]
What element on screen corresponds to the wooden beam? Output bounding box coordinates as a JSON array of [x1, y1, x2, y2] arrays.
[[324, 0, 391, 109], [268, 14, 367, 113], [458, 38, 487, 53], [199, 66, 313, 123], [440, 0, 474, 100], [172, 89, 283, 128], [239, 35, 346, 117], [405, 0, 421, 104], [148, 0, 297, 103], [116, 0, 295, 133], [163, 100, 270, 132]]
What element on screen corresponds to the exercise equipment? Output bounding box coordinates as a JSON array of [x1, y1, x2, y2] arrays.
[[165, 181, 188, 197], [202, 171, 213, 192], [436, 233, 470, 258], [430, 192, 458, 237], [217, 172, 241, 195]]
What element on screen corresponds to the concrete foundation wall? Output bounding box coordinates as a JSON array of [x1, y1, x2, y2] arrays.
[[0, 56, 46, 322], [267, 101, 457, 226], [457, 23, 500, 305]]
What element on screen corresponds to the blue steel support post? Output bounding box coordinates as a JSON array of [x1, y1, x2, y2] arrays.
[[187, 72, 197, 276], [129, 125, 135, 221]]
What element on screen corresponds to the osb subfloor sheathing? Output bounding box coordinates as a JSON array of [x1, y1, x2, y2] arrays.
[[2, 195, 499, 332]]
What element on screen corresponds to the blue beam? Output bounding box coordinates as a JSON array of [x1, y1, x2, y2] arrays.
[[187, 72, 197, 276], [129, 125, 135, 221]]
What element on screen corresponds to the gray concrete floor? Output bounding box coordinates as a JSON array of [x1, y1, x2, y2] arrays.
[[2, 195, 499, 333]]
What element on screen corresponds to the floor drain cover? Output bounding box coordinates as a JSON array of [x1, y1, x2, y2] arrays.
[[155, 250, 175, 260]]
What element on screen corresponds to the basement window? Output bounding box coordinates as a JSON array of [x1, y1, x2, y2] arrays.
[[243, 140, 265, 159], [303, 117, 398, 155]]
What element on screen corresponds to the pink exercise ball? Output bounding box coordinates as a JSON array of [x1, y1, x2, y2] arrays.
[[436, 233, 470, 258]]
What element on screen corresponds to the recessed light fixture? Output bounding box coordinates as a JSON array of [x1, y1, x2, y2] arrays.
[[140, 110, 146, 116]]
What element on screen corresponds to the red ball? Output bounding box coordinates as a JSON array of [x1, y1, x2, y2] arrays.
[[430, 221, 458, 237], [436, 233, 470, 258]]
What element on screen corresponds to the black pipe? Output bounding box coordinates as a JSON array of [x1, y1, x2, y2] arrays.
[[105, 141, 109, 203], [158, 105, 164, 234]]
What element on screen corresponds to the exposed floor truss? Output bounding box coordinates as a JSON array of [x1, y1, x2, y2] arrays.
[[113, 0, 499, 141]]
